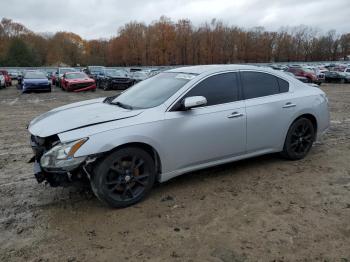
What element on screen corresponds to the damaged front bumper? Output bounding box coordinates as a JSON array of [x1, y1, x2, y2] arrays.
[[31, 158, 90, 187], [29, 134, 95, 187]]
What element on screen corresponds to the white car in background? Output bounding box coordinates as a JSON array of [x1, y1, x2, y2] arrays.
[[0, 74, 5, 88], [342, 68, 350, 82]]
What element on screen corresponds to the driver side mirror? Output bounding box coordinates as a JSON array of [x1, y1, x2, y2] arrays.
[[182, 96, 207, 110]]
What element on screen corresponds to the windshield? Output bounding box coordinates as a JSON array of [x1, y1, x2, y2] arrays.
[[111, 72, 196, 109], [89, 66, 104, 73], [24, 71, 46, 79], [106, 70, 125, 77], [60, 68, 75, 74], [65, 72, 87, 79], [302, 68, 314, 73]]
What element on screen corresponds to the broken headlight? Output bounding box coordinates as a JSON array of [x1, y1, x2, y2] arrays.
[[40, 138, 88, 170]]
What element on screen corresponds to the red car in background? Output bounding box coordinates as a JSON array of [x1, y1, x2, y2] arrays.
[[61, 72, 96, 92], [0, 70, 12, 86], [287, 67, 322, 85]]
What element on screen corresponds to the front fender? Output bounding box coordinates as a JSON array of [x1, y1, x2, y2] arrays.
[[63, 123, 166, 170]]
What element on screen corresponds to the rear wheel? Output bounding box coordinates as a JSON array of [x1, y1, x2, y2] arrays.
[[281, 118, 315, 160], [91, 147, 156, 208]]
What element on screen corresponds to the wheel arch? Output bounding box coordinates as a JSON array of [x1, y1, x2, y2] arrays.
[[293, 113, 318, 134], [99, 142, 162, 180]]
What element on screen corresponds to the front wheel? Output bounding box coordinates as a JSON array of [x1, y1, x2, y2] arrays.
[[91, 147, 156, 208], [281, 118, 315, 160]]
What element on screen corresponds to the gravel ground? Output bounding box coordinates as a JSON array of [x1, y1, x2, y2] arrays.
[[0, 83, 349, 262]]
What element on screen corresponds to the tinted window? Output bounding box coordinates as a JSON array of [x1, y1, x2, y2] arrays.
[[184, 72, 239, 106], [277, 78, 289, 93], [241, 72, 280, 99]]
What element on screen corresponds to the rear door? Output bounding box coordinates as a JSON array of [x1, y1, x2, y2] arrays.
[[240, 71, 296, 153]]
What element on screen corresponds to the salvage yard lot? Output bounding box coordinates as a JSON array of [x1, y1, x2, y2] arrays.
[[0, 83, 350, 261]]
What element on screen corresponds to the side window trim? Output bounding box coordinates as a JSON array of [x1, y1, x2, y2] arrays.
[[168, 71, 242, 112]]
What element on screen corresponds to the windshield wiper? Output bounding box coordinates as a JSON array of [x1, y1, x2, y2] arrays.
[[103, 94, 119, 104], [110, 101, 133, 110]]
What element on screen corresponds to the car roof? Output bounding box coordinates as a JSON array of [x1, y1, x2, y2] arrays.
[[167, 64, 269, 74]]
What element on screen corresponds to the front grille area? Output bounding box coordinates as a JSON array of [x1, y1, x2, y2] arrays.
[[112, 78, 130, 82], [70, 82, 94, 90], [110, 82, 133, 89], [25, 83, 50, 88], [109, 78, 133, 89]]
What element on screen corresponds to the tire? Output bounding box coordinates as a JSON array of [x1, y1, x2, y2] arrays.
[[340, 78, 345, 84], [91, 147, 156, 208], [281, 118, 315, 160]]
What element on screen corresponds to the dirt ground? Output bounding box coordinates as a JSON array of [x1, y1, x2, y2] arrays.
[[0, 82, 349, 262]]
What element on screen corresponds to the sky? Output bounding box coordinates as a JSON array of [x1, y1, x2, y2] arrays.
[[1, 0, 349, 39]]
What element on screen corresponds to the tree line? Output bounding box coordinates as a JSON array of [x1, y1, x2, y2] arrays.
[[0, 17, 349, 67]]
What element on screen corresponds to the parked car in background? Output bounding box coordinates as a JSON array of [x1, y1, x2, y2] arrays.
[[0, 70, 12, 86], [20, 71, 51, 93], [55, 67, 77, 87], [27, 65, 329, 208], [131, 71, 149, 83], [340, 67, 350, 83], [8, 69, 19, 80], [50, 72, 57, 86], [17, 71, 23, 85], [97, 69, 134, 90], [0, 74, 5, 88], [268, 64, 289, 71], [84, 66, 105, 80], [324, 70, 347, 83], [283, 71, 309, 83], [287, 67, 322, 85], [61, 72, 96, 92]]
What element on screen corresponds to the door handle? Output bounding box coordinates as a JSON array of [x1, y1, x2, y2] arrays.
[[282, 102, 296, 108], [227, 112, 244, 118]]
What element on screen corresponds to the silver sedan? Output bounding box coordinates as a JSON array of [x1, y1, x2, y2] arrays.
[[28, 65, 330, 207]]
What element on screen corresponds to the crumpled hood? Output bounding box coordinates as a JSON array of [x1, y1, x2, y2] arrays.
[[28, 98, 142, 137]]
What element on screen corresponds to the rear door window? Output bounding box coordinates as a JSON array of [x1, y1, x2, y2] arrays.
[[241, 72, 280, 99]]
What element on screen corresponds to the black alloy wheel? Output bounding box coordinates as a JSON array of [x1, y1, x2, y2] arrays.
[[91, 147, 156, 208], [281, 118, 315, 160]]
